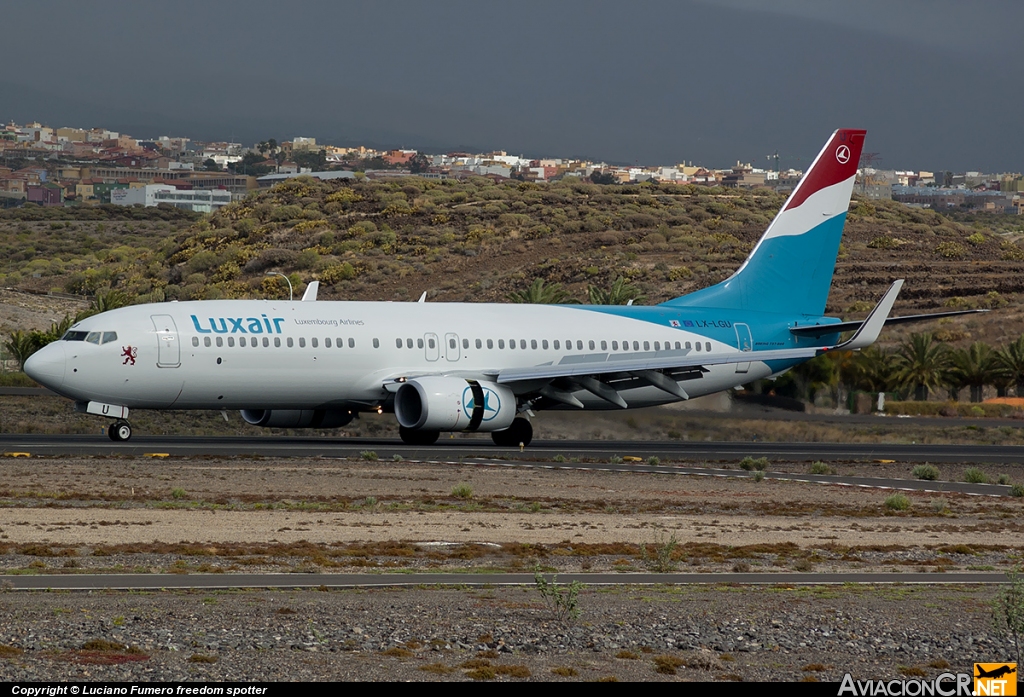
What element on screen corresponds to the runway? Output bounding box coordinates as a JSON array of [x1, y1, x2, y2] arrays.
[[0, 433, 1022, 465], [0, 434, 1016, 497], [1, 571, 1012, 591]]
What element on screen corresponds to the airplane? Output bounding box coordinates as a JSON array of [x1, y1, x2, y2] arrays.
[[22, 129, 977, 445]]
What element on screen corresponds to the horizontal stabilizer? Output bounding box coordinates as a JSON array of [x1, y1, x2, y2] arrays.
[[790, 308, 990, 338]]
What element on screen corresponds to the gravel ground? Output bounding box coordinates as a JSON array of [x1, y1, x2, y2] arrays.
[[0, 584, 1010, 682], [0, 455, 1021, 682]]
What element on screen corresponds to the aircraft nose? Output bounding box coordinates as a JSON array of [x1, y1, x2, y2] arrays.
[[24, 343, 65, 389]]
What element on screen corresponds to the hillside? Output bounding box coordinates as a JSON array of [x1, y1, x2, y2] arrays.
[[3, 177, 1024, 347]]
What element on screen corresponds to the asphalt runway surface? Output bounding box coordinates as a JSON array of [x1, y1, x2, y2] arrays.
[[0, 434, 1016, 497], [2, 572, 1011, 591], [0, 433, 1022, 465]]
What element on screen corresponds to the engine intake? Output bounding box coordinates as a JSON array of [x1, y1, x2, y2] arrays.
[[240, 409, 354, 429], [394, 377, 516, 432]]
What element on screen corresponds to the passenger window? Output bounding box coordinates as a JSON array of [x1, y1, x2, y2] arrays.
[[396, 338, 403, 349], [487, 339, 493, 349], [312, 338, 318, 348], [696, 342, 702, 351], [685, 341, 691, 349], [542, 340, 549, 349], [407, 338, 413, 349], [589, 340, 595, 350], [263, 337, 269, 347], [286, 337, 293, 348], [373, 338, 380, 348], [428, 338, 435, 349], [654, 341, 660, 351], [86, 332, 100, 344], [299, 338, 306, 348], [705, 342, 712, 352], [554, 340, 560, 350], [612, 341, 618, 350], [349, 338, 355, 348], [417, 338, 424, 349], [498, 339, 505, 349], [102, 332, 117, 344], [509, 339, 516, 350], [228, 337, 236, 347], [326, 338, 332, 348], [449, 338, 456, 349], [576, 340, 583, 350], [631, 341, 638, 351], [192, 337, 199, 347], [520, 339, 526, 349], [204, 337, 211, 347], [463, 338, 469, 349], [251, 338, 258, 347], [601, 341, 607, 350], [216, 337, 223, 347], [275, 338, 281, 347], [476, 339, 482, 349], [644, 341, 650, 351], [675, 341, 681, 350]]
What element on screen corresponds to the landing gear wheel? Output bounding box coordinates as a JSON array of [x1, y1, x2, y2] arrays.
[[491, 418, 533, 448], [108, 420, 132, 442], [399, 426, 440, 446]]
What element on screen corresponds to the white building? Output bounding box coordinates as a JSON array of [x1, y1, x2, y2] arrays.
[[110, 185, 232, 213]]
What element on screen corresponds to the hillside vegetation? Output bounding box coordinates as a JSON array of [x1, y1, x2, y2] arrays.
[[4, 177, 1024, 348]]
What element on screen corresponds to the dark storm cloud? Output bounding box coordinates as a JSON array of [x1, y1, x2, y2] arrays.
[[0, 0, 1020, 171]]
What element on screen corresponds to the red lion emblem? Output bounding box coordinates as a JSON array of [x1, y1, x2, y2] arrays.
[[121, 346, 137, 366]]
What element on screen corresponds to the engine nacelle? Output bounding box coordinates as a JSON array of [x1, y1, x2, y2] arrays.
[[394, 377, 516, 432], [240, 409, 354, 429]]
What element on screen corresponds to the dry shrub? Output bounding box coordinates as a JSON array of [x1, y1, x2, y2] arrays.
[[653, 654, 685, 675]]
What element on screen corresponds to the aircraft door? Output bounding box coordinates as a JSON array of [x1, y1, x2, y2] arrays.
[[424, 333, 439, 362], [151, 314, 181, 368], [445, 333, 460, 362], [734, 323, 752, 373]]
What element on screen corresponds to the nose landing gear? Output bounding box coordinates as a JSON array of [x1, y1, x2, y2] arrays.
[[108, 420, 132, 442]]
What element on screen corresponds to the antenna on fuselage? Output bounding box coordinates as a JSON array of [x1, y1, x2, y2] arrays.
[[301, 281, 319, 302], [418, 291, 427, 303]]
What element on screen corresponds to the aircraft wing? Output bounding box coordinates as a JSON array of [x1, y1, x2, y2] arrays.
[[384, 281, 903, 408], [491, 279, 903, 407]]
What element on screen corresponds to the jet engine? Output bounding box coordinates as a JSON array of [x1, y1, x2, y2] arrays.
[[240, 409, 354, 429], [394, 377, 516, 432]]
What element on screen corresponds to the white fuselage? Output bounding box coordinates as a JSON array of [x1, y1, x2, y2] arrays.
[[29, 299, 772, 412]]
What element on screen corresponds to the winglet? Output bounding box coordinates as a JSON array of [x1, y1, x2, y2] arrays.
[[301, 281, 319, 302], [833, 279, 904, 351]]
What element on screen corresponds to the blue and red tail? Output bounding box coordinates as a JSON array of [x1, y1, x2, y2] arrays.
[[663, 129, 866, 317]]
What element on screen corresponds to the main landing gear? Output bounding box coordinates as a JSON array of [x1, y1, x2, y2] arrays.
[[399, 426, 440, 446], [491, 418, 533, 448], [108, 420, 132, 442]]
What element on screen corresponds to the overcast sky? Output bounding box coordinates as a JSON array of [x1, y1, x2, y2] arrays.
[[2, 1, 1021, 172]]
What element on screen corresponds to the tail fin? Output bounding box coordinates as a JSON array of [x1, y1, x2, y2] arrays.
[[662, 128, 866, 316]]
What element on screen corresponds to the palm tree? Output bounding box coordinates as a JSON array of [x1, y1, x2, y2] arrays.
[[894, 333, 950, 401], [4, 330, 38, 370], [507, 279, 576, 304], [995, 336, 1024, 397], [587, 276, 646, 305], [843, 345, 898, 394], [945, 342, 998, 403]]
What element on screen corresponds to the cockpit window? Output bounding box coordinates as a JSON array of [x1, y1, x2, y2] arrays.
[[85, 332, 101, 345], [101, 332, 117, 344], [62, 331, 88, 341]]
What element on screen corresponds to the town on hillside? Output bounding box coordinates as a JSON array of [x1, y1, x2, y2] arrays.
[[1, 120, 1022, 215]]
